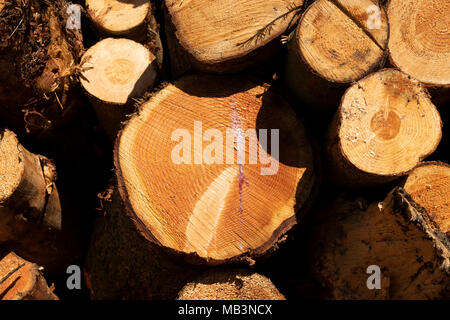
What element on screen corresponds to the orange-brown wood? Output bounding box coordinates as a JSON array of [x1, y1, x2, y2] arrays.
[[309, 188, 450, 299], [116, 74, 316, 262]]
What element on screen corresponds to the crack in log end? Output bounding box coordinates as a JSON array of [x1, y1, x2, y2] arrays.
[[329, 0, 386, 51], [116, 75, 315, 262], [296, 0, 388, 83]]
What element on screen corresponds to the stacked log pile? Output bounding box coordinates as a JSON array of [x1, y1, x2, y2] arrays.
[[0, 0, 448, 300]]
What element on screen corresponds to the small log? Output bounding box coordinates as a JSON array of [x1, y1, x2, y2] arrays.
[[115, 74, 316, 263], [0, 252, 58, 300], [86, 0, 151, 37], [164, 0, 304, 73], [85, 0, 163, 67], [283, 0, 388, 111], [80, 38, 158, 141], [387, 0, 450, 87], [309, 188, 450, 299], [0, 0, 84, 135], [402, 162, 450, 234], [0, 129, 65, 274], [177, 269, 285, 300], [326, 69, 442, 187]]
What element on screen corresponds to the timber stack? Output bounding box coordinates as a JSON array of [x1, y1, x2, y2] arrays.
[[0, 0, 449, 301]]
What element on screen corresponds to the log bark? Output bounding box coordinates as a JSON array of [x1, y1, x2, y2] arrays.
[[326, 69, 442, 187], [402, 162, 450, 234], [282, 31, 346, 114], [283, 0, 388, 110], [0, 252, 58, 300], [164, 0, 304, 73], [387, 0, 450, 87], [0, 129, 67, 275], [309, 187, 450, 299], [177, 269, 285, 300], [80, 38, 158, 141], [84, 187, 204, 300], [114, 74, 316, 263], [0, 0, 84, 135], [85, 0, 163, 67]]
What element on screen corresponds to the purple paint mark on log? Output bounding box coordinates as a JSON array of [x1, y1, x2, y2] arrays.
[[231, 95, 249, 213]]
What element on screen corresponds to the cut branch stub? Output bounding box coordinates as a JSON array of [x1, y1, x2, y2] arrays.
[[294, 0, 388, 83], [86, 0, 151, 36], [327, 69, 442, 187], [80, 38, 158, 140], [115, 74, 316, 263], [0, 252, 58, 300], [387, 0, 450, 87], [177, 269, 285, 300], [165, 0, 304, 72], [403, 162, 450, 234]]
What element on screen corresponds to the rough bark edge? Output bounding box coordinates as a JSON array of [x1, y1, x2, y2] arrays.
[[394, 187, 450, 276]]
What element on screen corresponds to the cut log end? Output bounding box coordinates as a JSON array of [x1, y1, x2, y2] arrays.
[[115, 75, 315, 262], [403, 162, 450, 234], [81, 38, 157, 105], [295, 0, 388, 83], [0, 131, 24, 204], [0, 252, 58, 300], [86, 0, 151, 35], [177, 269, 286, 300], [388, 0, 450, 87], [166, 0, 304, 72], [81, 38, 158, 140], [329, 69, 442, 186]]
